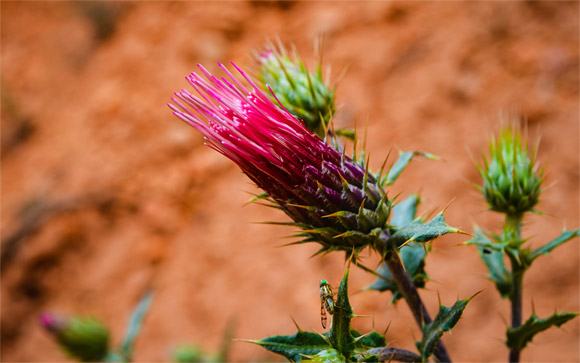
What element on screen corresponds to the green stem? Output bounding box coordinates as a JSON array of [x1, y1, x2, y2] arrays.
[[505, 213, 524, 363], [385, 254, 451, 362], [366, 347, 422, 362]]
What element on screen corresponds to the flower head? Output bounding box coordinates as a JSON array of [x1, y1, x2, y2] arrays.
[[478, 123, 543, 215], [169, 63, 390, 255], [39, 312, 110, 362]]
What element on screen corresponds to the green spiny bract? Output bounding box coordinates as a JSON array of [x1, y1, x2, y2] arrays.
[[40, 313, 110, 362], [478, 123, 543, 215], [256, 45, 335, 138]]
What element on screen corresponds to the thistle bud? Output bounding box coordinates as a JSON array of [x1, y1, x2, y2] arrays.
[[169, 63, 390, 255], [479, 124, 543, 215], [40, 313, 110, 362], [255, 45, 335, 138]]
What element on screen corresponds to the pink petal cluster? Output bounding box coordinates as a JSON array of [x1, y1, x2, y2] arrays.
[[169, 63, 387, 252], [169, 63, 363, 203]]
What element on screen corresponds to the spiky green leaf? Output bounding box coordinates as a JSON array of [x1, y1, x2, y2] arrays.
[[478, 246, 511, 299], [467, 228, 512, 298], [302, 348, 343, 362], [530, 228, 579, 262], [354, 331, 386, 350], [391, 195, 420, 228], [390, 213, 459, 248], [328, 267, 355, 359], [506, 312, 579, 350], [417, 297, 473, 361], [250, 331, 329, 362], [386, 151, 438, 186], [465, 226, 506, 252]]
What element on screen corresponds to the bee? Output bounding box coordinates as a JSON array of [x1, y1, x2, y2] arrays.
[[320, 280, 334, 329]]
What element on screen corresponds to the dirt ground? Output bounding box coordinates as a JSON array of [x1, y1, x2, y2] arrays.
[[1, 1, 578, 362]]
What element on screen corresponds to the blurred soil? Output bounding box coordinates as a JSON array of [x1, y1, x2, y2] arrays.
[[1, 1, 578, 362]]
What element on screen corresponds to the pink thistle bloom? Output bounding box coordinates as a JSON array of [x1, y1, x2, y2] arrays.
[[169, 63, 390, 254]]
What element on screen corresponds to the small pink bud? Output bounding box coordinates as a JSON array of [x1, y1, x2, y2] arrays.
[[39, 312, 67, 335]]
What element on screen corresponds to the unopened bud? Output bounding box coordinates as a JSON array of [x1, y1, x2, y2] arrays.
[[256, 45, 335, 138], [40, 312, 110, 362], [479, 123, 543, 215]]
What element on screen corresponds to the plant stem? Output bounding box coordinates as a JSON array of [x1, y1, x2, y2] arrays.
[[366, 347, 422, 362], [385, 253, 451, 362], [505, 213, 524, 363]]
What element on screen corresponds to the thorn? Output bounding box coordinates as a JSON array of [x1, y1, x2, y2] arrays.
[[358, 197, 367, 214], [286, 203, 315, 210], [235, 338, 259, 344], [468, 290, 484, 301], [290, 316, 302, 332], [441, 197, 457, 213], [398, 238, 415, 249], [378, 149, 392, 185], [383, 321, 392, 337]]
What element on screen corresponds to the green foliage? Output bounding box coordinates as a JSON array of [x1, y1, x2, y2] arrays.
[[530, 228, 580, 262], [366, 194, 429, 301], [385, 151, 439, 186], [506, 312, 579, 351], [417, 296, 474, 362], [366, 244, 427, 302], [470, 123, 580, 359], [249, 266, 388, 362], [465, 226, 507, 252], [467, 227, 511, 298], [353, 331, 386, 350], [479, 247, 511, 299], [119, 291, 154, 360], [56, 317, 111, 362], [390, 213, 460, 248], [302, 348, 343, 362], [391, 194, 420, 228], [328, 267, 355, 360], [250, 331, 329, 362]]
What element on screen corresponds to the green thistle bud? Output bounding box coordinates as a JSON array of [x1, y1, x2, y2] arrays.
[[40, 313, 110, 362], [478, 123, 543, 215], [256, 43, 335, 138]]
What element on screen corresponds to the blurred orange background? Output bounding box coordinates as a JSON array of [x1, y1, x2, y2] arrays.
[[1, 1, 578, 362]]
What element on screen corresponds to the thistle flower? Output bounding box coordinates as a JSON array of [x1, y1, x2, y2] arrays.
[[40, 313, 110, 362], [255, 45, 335, 138], [478, 124, 543, 215], [169, 63, 390, 255]]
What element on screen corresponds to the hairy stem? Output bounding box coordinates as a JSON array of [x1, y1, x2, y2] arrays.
[[385, 253, 451, 362], [506, 213, 524, 363]]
